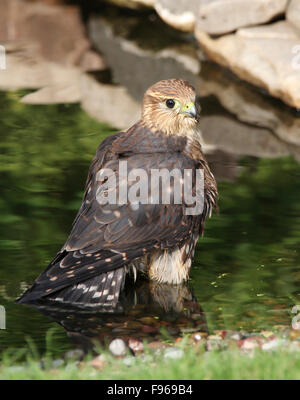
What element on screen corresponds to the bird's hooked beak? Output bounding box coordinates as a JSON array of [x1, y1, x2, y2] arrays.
[[180, 102, 197, 119]]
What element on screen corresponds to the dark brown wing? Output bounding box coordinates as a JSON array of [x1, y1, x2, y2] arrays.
[[18, 123, 213, 302]]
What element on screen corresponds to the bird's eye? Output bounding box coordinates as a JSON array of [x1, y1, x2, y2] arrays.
[[166, 99, 175, 108]]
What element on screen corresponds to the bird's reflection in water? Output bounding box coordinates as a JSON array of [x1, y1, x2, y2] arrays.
[[31, 278, 207, 353]]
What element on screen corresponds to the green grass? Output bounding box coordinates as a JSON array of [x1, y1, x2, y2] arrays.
[[1, 346, 300, 380]]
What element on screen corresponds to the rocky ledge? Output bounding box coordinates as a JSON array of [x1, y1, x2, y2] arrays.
[[106, 0, 300, 109]]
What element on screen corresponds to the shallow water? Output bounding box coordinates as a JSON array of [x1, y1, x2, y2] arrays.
[[0, 7, 300, 358], [0, 88, 299, 358]]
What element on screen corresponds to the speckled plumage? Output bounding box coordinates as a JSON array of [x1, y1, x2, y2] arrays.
[[17, 79, 218, 306]]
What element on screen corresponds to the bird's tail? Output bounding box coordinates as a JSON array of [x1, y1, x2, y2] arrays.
[[18, 268, 125, 309]]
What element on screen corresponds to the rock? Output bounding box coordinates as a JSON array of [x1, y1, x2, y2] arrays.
[[197, 63, 300, 146], [88, 16, 200, 102], [21, 83, 81, 104], [104, 0, 153, 10], [193, 332, 207, 342], [108, 0, 288, 35], [229, 331, 243, 341], [287, 0, 300, 33], [196, 0, 288, 35], [0, 0, 104, 70], [128, 338, 144, 354], [64, 349, 84, 361], [191, 313, 203, 321], [200, 115, 292, 159], [79, 50, 107, 72], [163, 347, 184, 360], [237, 20, 299, 40], [138, 316, 158, 325], [180, 326, 202, 334], [262, 339, 287, 351], [154, 0, 199, 32], [195, 21, 300, 109], [206, 336, 224, 351], [0, 43, 81, 91], [147, 341, 167, 351], [90, 355, 106, 370], [80, 73, 141, 129], [89, 15, 300, 148], [124, 321, 143, 329], [241, 338, 260, 351], [122, 356, 136, 366], [109, 338, 127, 356], [0, 1, 106, 103], [51, 359, 64, 368], [136, 0, 155, 6], [81, 72, 295, 160]]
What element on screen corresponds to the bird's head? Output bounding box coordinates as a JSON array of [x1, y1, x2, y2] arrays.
[[141, 79, 200, 136]]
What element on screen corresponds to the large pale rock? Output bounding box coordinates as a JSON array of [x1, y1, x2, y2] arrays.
[[154, 0, 199, 32], [139, 0, 288, 34], [133, 0, 154, 6], [0, 42, 81, 103], [89, 16, 200, 101], [195, 21, 300, 109], [0, 0, 104, 70], [200, 116, 292, 159], [197, 63, 300, 146], [287, 0, 300, 33], [104, 0, 154, 9], [89, 15, 300, 148], [80, 73, 141, 129], [21, 83, 81, 104], [0, 43, 81, 90], [196, 0, 288, 35]]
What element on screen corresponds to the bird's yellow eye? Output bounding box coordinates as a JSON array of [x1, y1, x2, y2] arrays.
[[165, 99, 180, 109]]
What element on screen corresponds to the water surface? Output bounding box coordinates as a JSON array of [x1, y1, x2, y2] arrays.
[[0, 88, 299, 358]]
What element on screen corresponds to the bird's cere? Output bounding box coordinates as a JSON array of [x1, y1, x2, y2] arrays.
[[96, 161, 205, 216], [180, 102, 197, 119]]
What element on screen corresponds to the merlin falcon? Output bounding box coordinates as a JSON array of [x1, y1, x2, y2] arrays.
[[18, 79, 218, 307]]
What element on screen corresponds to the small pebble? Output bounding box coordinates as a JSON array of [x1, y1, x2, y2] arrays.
[[262, 339, 287, 352], [229, 332, 242, 341], [147, 341, 167, 351], [206, 336, 224, 351], [109, 338, 127, 357], [122, 356, 135, 366], [90, 356, 106, 370], [191, 313, 202, 321], [193, 332, 206, 342], [180, 327, 199, 334], [241, 339, 259, 351], [65, 349, 84, 361], [164, 347, 184, 360], [52, 359, 64, 368], [128, 338, 144, 354]]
